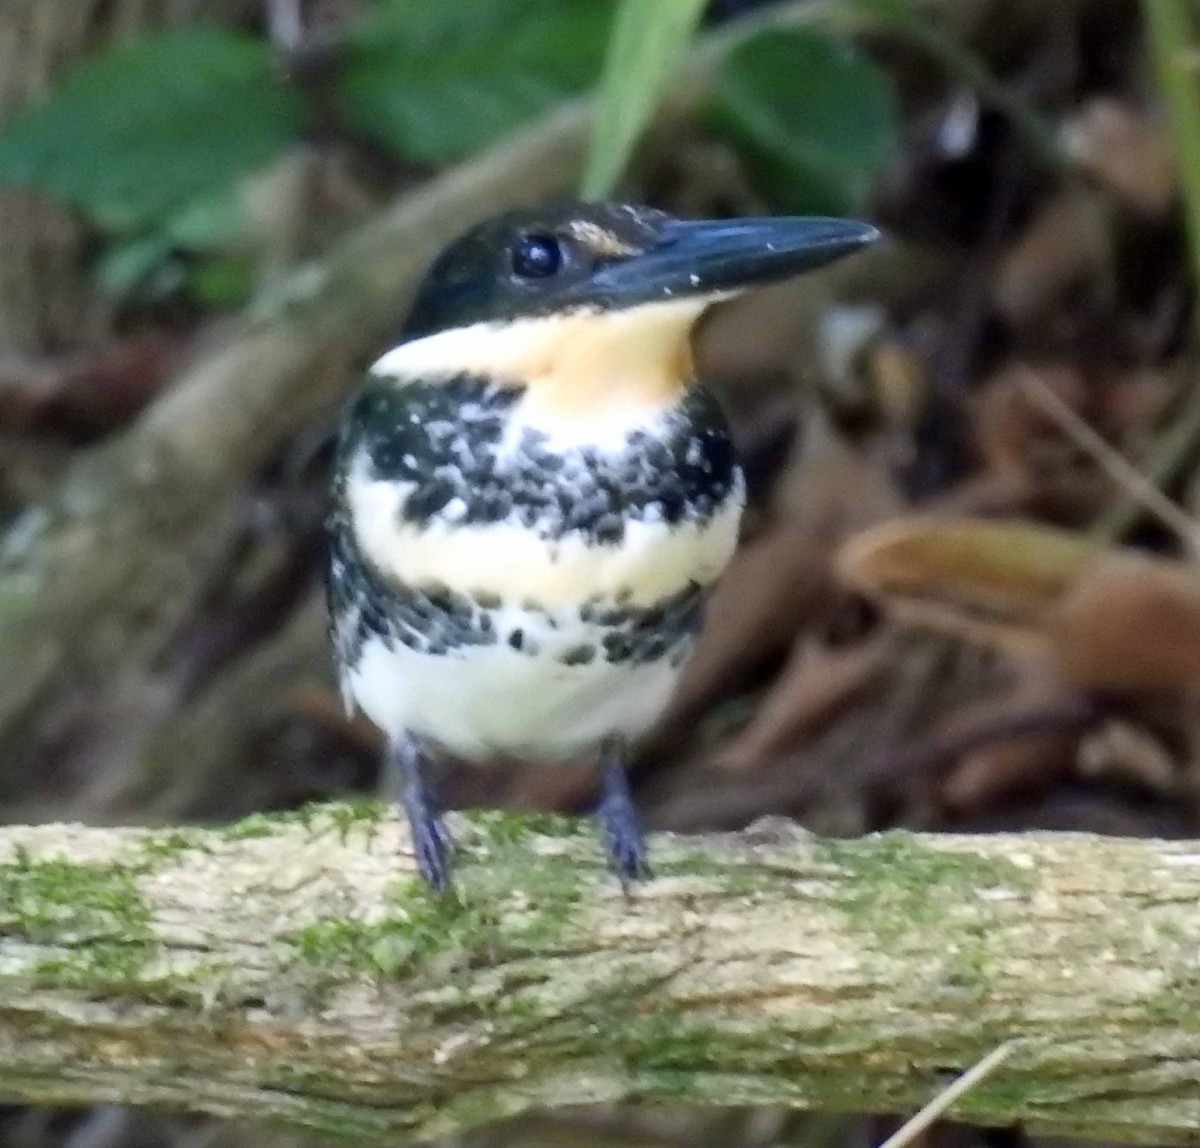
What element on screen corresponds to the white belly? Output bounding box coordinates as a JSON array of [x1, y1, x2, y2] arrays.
[[347, 624, 686, 763]]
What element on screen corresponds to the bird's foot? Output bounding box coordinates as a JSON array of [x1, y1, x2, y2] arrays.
[[385, 737, 454, 893], [402, 788, 453, 893], [597, 742, 650, 888]]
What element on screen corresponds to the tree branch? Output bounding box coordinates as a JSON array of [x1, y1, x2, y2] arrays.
[[0, 806, 1197, 1143]]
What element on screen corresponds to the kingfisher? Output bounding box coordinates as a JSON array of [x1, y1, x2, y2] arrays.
[[326, 202, 877, 891]]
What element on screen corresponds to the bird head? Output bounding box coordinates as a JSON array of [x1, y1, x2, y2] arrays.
[[374, 202, 879, 418], [403, 201, 879, 337]]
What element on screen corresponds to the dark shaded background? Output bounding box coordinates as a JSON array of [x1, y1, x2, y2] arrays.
[[0, 0, 1196, 1145]]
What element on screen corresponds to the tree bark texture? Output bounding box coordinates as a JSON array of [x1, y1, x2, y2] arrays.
[[0, 0, 108, 356], [0, 806, 1196, 1144]]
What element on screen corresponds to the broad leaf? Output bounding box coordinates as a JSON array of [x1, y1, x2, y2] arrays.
[[710, 28, 900, 215], [581, 0, 707, 197], [0, 28, 304, 230], [189, 256, 256, 307], [95, 233, 178, 300], [338, 0, 613, 165], [96, 189, 247, 303], [165, 189, 244, 251]]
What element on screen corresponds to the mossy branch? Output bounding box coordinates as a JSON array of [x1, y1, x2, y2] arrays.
[[0, 805, 1198, 1143]]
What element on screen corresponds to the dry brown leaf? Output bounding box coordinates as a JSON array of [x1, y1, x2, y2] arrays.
[[716, 628, 897, 772], [771, 410, 904, 532], [663, 527, 830, 727], [943, 731, 1078, 813], [1062, 97, 1176, 215], [838, 516, 1200, 694], [863, 647, 1085, 791], [0, 336, 181, 436], [992, 186, 1112, 323], [1078, 718, 1176, 792], [837, 516, 1096, 655], [1047, 553, 1200, 691], [286, 681, 381, 756]]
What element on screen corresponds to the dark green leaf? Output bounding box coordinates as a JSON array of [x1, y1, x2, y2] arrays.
[[851, 0, 915, 20], [166, 190, 244, 251], [710, 29, 900, 215], [0, 28, 304, 229], [189, 256, 256, 307], [95, 234, 177, 300], [338, 0, 613, 164]]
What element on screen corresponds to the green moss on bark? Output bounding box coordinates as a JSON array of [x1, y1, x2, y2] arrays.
[[0, 851, 156, 991], [818, 832, 1035, 931], [289, 816, 593, 985], [222, 799, 385, 842]]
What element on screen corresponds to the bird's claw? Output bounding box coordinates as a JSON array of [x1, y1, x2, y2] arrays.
[[599, 793, 651, 888], [596, 740, 650, 890], [404, 792, 454, 893]]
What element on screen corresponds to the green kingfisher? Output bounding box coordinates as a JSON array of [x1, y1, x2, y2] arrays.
[[326, 201, 877, 891]]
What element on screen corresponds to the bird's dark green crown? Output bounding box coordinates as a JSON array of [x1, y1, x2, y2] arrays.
[[402, 201, 880, 340]]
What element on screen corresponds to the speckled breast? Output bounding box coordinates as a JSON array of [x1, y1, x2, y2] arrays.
[[326, 375, 744, 760]]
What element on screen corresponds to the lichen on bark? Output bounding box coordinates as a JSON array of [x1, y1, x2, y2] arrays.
[[0, 806, 1195, 1143]]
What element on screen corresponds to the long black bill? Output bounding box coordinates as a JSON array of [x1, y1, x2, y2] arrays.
[[586, 216, 880, 303]]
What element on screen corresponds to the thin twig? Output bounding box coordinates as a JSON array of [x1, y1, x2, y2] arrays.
[[266, 0, 303, 53], [1109, 0, 1200, 553], [876, 1042, 1021, 1148], [1014, 365, 1200, 554], [1092, 376, 1200, 548]]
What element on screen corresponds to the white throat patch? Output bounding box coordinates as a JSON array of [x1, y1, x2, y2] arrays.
[[370, 298, 712, 446]]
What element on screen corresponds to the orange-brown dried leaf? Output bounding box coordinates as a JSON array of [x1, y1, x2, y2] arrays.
[[0, 335, 181, 436], [717, 628, 897, 772], [1047, 553, 1200, 691], [771, 412, 904, 533], [943, 731, 1079, 813], [896, 660, 1084, 809], [838, 517, 1200, 694], [286, 681, 381, 755], [1077, 718, 1176, 792], [837, 517, 1096, 654]]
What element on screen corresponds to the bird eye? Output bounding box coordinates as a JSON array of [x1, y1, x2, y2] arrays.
[[512, 233, 562, 279]]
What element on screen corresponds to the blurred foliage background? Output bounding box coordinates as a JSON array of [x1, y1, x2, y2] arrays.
[[1, 0, 1200, 1144]]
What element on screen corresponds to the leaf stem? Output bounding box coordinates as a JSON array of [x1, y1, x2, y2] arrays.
[[582, 0, 709, 197], [1143, 0, 1200, 316]]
